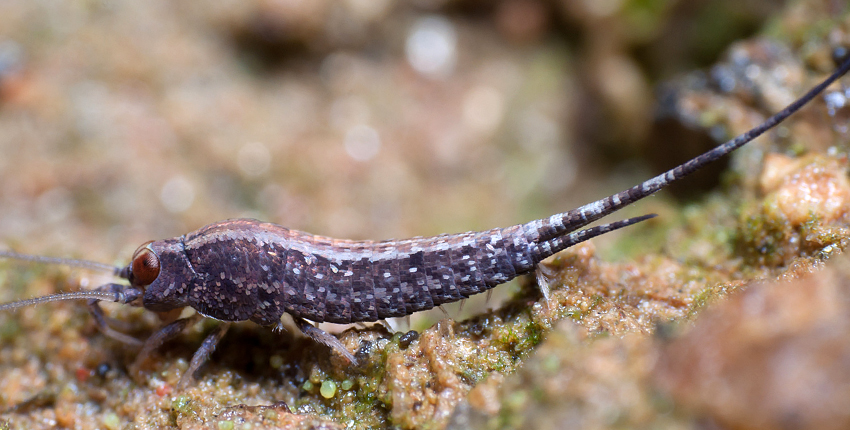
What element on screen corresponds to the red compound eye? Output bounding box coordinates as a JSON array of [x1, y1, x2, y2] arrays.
[[131, 241, 160, 286]]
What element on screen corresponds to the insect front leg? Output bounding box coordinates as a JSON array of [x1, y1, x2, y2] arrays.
[[87, 283, 145, 346]]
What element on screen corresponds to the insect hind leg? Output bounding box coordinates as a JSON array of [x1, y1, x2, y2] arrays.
[[293, 317, 357, 365], [534, 264, 557, 303]]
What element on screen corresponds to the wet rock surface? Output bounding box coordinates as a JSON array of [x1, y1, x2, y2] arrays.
[[655, 254, 850, 430]]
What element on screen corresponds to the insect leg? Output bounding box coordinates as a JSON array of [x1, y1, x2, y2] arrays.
[[130, 313, 202, 381], [178, 322, 231, 388], [87, 283, 145, 346], [88, 302, 143, 346], [293, 317, 357, 364], [534, 263, 559, 303]]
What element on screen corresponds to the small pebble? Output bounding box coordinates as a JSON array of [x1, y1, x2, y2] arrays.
[[269, 355, 283, 369], [399, 330, 419, 349], [102, 413, 120, 430]]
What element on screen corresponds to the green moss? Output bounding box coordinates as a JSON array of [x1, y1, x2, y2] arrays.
[[736, 200, 793, 266], [171, 395, 192, 414], [688, 282, 742, 318], [169, 395, 193, 425]]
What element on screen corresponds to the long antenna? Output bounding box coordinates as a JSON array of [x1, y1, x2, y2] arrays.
[[0, 290, 125, 312], [0, 250, 122, 275]]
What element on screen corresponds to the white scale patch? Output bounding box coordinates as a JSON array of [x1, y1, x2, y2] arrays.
[[583, 200, 605, 216], [642, 175, 666, 192]]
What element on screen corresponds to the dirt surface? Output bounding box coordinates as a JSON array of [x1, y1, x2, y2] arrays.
[[1, 0, 850, 429]]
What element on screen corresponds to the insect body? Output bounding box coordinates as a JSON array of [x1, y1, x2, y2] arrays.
[[131, 215, 654, 326], [3, 54, 850, 386]]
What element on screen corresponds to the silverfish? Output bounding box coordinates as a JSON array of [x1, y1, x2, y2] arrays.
[[2, 52, 849, 387]]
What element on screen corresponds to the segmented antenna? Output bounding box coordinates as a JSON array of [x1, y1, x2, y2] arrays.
[[0, 250, 122, 275], [0, 250, 127, 311], [0, 290, 125, 312], [530, 54, 850, 242]]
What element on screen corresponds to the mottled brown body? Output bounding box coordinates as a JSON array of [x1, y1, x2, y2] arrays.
[[143, 217, 644, 325]]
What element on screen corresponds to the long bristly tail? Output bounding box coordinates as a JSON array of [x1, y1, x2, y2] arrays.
[[524, 55, 850, 244]]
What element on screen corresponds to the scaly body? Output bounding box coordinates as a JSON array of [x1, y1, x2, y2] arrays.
[[145, 215, 650, 325]]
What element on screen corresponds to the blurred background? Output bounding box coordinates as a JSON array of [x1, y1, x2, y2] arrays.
[[0, 0, 817, 323]]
